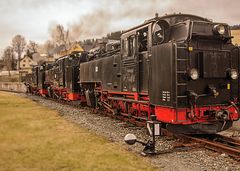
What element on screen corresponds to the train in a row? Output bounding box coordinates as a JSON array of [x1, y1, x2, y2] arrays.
[[25, 13, 240, 134]]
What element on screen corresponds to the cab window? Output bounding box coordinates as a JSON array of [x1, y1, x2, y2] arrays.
[[122, 35, 136, 59], [152, 22, 165, 45], [122, 38, 128, 57], [129, 35, 135, 57], [137, 27, 148, 52]]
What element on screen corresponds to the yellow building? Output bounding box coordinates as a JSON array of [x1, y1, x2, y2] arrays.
[[20, 55, 36, 73], [53, 43, 84, 59]]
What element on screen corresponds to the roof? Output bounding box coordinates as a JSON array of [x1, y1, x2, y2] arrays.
[[122, 13, 211, 34], [107, 39, 120, 44], [20, 55, 33, 61], [146, 13, 210, 24], [68, 43, 84, 54], [52, 43, 84, 59]]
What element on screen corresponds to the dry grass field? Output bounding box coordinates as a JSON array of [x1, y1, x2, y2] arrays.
[[0, 92, 157, 171], [231, 30, 240, 45], [0, 75, 19, 82]]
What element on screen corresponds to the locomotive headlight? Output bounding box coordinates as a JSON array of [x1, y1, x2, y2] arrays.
[[228, 69, 238, 80], [213, 24, 225, 35], [188, 68, 199, 80]]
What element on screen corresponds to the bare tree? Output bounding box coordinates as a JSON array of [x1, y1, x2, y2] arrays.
[[27, 40, 38, 54], [44, 40, 55, 55], [12, 35, 26, 70], [2, 46, 14, 76], [51, 24, 70, 49]]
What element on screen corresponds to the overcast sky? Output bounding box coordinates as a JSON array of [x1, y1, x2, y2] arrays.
[[0, 0, 239, 56]]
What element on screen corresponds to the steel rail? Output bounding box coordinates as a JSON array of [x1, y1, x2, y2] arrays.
[[174, 133, 240, 161]]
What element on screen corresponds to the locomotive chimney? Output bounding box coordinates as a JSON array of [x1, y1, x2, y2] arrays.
[[155, 13, 159, 18]]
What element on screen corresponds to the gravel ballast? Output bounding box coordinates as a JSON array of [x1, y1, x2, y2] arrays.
[[22, 94, 240, 171]]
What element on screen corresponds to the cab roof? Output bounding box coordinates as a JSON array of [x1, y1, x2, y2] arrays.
[[122, 13, 211, 34]]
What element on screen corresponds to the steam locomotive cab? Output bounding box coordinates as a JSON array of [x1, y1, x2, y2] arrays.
[[29, 65, 39, 94], [149, 14, 240, 133], [64, 52, 86, 100], [37, 62, 53, 96], [44, 52, 87, 101]]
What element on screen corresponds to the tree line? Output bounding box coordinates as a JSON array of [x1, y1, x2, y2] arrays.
[[1, 24, 122, 74], [2, 36, 38, 73], [231, 24, 240, 30], [1, 24, 72, 73]]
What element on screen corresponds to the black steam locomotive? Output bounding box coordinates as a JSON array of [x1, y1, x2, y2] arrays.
[[25, 13, 240, 134]]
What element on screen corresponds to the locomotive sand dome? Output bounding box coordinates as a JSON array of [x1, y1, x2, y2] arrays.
[[26, 13, 240, 134], [80, 13, 240, 134]]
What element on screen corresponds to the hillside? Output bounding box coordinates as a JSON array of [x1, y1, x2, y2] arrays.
[[231, 30, 240, 45]]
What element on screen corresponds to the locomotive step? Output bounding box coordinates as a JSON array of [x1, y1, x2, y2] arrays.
[[177, 83, 187, 86], [176, 59, 188, 61], [176, 71, 187, 74]]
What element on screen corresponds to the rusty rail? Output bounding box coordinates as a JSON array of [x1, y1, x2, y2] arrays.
[[175, 133, 240, 160]]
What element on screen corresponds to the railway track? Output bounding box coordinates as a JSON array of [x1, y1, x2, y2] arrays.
[[26, 93, 240, 161], [174, 133, 240, 161]]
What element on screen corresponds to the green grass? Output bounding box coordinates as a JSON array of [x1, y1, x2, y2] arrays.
[[0, 92, 158, 171]]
